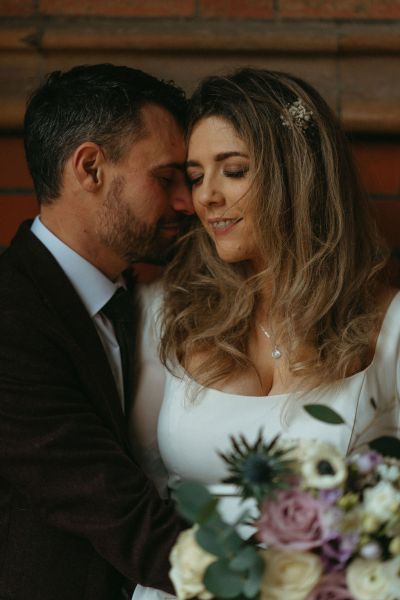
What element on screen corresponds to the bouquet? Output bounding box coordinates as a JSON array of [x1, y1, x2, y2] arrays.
[[169, 405, 400, 600]]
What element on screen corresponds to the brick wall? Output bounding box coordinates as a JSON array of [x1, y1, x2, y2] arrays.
[[0, 1, 399, 283], [2, 1, 400, 18]]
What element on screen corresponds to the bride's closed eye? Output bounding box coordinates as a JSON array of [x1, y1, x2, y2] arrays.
[[186, 170, 203, 187], [186, 166, 249, 187], [223, 167, 249, 178]]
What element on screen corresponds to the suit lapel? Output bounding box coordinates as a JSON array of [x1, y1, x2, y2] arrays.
[[11, 222, 134, 455]]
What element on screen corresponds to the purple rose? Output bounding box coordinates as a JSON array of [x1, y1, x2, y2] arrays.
[[321, 532, 359, 572], [307, 573, 355, 600], [348, 451, 382, 474], [318, 488, 343, 506], [256, 489, 328, 551]]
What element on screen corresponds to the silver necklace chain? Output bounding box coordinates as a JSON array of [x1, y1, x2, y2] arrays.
[[258, 323, 282, 360]]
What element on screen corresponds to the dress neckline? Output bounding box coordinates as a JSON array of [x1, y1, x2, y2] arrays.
[[175, 291, 400, 400]]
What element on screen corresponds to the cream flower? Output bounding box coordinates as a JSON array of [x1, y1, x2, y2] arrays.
[[382, 555, 400, 599], [346, 558, 391, 600], [300, 441, 347, 490], [260, 548, 322, 600], [339, 507, 363, 535], [377, 462, 400, 483], [363, 481, 400, 523], [169, 527, 216, 600]]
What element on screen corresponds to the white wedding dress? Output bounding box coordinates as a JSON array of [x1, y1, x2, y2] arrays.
[[130, 283, 400, 600]]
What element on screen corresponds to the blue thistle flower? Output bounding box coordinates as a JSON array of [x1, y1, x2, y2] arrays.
[[219, 430, 295, 505]]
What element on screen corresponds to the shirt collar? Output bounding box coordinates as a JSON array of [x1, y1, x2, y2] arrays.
[[31, 216, 124, 317]]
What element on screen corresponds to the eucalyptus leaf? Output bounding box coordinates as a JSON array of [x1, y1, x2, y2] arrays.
[[196, 522, 243, 557], [219, 527, 243, 554], [304, 404, 345, 425], [368, 436, 400, 459], [242, 554, 265, 598], [197, 497, 220, 525], [172, 482, 214, 523], [204, 558, 244, 598], [229, 546, 259, 572], [195, 525, 227, 558]]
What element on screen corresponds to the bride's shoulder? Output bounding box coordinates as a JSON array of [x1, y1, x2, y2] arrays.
[[376, 285, 400, 325], [369, 285, 400, 360]]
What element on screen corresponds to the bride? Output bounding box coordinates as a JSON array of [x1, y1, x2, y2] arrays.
[[130, 68, 400, 599]]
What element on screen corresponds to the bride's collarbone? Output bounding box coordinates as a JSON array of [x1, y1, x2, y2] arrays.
[[185, 348, 292, 397]]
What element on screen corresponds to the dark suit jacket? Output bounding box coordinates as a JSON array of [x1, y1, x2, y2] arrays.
[[0, 222, 184, 600]]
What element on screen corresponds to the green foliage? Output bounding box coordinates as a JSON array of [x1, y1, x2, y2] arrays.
[[173, 480, 265, 599], [204, 559, 244, 598], [203, 550, 264, 599], [242, 553, 265, 598], [172, 481, 218, 523], [195, 520, 242, 558], [368, 436, 400, 459], [303, 404, 346, 425]]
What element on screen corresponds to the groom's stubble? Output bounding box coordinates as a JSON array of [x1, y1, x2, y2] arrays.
[[95, 174, 179, 265]]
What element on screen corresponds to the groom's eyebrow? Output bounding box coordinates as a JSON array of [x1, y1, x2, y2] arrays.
[[155, 161, 186, 171]]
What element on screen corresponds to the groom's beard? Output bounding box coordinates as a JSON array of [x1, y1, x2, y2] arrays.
[[95, 176, 184, 264]]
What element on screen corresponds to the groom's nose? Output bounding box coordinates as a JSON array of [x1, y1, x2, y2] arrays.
[[170, 174, 194, 215]]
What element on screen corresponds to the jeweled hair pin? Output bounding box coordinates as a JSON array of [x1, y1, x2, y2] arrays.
[[280, 98, 313, 132]]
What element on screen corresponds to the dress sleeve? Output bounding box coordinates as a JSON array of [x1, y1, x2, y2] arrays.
[[129, 281, 169, 495]]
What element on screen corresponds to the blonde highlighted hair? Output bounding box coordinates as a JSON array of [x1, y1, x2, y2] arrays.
[[160, 69, 388, 390]]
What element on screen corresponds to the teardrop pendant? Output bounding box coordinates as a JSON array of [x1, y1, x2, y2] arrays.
[[258, 323, 282, 360], [271, 348, 282, 360]]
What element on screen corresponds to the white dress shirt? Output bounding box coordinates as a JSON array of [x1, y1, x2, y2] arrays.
[[31, 216, 125, 410]]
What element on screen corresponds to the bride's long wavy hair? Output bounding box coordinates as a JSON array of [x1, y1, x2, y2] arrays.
[[160, 68, 388, 390]]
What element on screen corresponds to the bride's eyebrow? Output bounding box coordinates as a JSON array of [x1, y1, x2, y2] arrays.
[[186, 151, 249, 168], [215, 151, 249, 161]]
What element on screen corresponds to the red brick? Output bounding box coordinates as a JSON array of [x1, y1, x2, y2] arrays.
[[39, 0, 195, 17], [351, 142, 400, 196], [0, 137, 33, 189], [0, 0, 35, 16], [0, 195, 38, 247], [371, 199, 400, 251], [280, 1, 400, 19], [201, 0, 273, 18]]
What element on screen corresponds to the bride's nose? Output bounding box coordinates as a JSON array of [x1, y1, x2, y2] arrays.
[[196, 178, 224, 207]]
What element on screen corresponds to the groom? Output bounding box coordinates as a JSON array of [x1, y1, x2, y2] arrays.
[[0, 64, 193, 600]]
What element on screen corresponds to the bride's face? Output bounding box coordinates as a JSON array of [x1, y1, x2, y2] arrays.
[[186, 116, 260, 265]]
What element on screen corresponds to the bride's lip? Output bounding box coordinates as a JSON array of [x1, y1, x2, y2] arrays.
[[208, 217, 242, 236]]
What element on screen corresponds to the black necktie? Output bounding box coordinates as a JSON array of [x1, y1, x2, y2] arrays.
[[102, 287, 136, 412]]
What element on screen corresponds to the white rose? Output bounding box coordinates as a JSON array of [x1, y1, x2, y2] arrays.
[[169, 527, 216, 600], [377, 463, 400, 483], [363, 481, 400, 523], [260, 548, 322, 600], [346, 558, 392, 600], [382, 555, 400, 599], [300, 441, 347, 490]]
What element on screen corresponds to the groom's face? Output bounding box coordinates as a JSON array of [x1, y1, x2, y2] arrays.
[[96, 103, 193, 263]]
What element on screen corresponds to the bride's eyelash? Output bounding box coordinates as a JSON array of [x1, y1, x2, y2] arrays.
[[187, 174, 203, 187], [186, 166, 249, 186], [224, 168, 249, 178]]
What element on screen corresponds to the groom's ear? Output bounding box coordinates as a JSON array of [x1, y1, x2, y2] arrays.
[[72, 142, 105, 192]]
